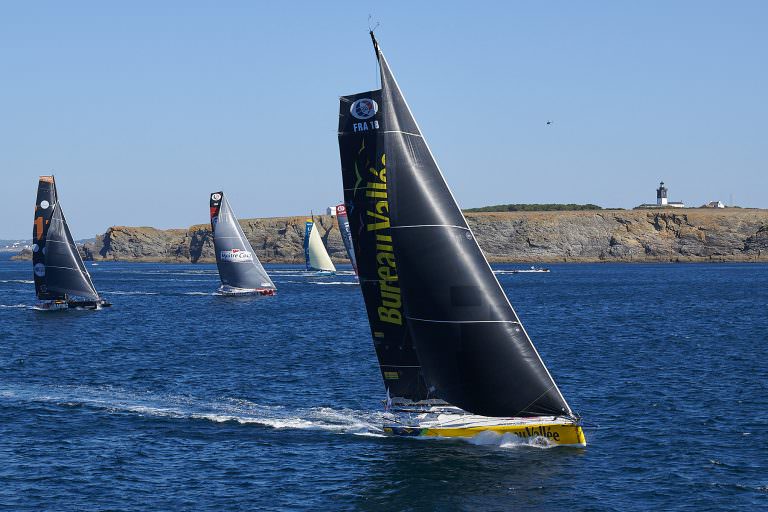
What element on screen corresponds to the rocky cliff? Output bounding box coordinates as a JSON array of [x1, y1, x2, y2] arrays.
[[82, 215, 345, 264], [13, 209, 768, 263]]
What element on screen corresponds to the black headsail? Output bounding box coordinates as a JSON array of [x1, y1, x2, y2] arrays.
[[338, 33, 574, 418], [32, 176, 99, 300], [338, 80, 429, 402], [210, 192, 276, 291]]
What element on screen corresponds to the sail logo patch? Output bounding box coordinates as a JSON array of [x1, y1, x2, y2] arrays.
[[211, 193, 222, 201], [220, 249, 253, 262], [34, 263, 46, 277], [350, 98, 378, 120]]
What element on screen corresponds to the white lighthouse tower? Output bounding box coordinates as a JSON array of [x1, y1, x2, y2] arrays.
[[656, 181, 668, 206]]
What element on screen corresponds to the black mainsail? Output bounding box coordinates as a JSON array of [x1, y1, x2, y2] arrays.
[[32, 176, 102, 303], [338, 33, 574, 418], [210, 191, 276, 293], [337, 88, 428, 402]]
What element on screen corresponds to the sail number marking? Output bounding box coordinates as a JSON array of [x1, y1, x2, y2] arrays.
[[353, 120, 379, 132]]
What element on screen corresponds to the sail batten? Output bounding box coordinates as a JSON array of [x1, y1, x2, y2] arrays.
[[210, 192, 275, 291], [338, 34, 575, 418], [391, 225, 470, 230], [408, 318, 522, 324]]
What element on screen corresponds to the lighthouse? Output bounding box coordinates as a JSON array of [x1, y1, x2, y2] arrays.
[[656, 181, 668, 206]]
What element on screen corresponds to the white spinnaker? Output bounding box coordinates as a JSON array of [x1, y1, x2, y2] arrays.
[[307, 223, 336, 272]]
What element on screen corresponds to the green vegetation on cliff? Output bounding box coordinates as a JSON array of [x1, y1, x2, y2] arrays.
[[464, 203, 603, 213]]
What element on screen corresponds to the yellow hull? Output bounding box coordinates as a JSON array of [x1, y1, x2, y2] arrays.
[[384, 422, 586, 447]]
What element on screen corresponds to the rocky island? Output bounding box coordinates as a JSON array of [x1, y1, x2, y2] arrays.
[[12, 209, 768, 264]]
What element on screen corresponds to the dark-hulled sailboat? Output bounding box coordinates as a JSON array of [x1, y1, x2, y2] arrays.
[[337, 34, 585, 446], [210, 191, 276, 296], [32, 176, 110, 310], [335, 204, 358, 276]]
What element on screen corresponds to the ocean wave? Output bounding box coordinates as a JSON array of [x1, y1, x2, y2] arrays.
[[0, 385, 381, 436], [0, 384, 569, 449], [116, 270, 219, 276], [467, 430, 558, 450], [0, 303, 28, 308], [103, 291, 159, 295], [314, 281, 358, 286], [0, 279, 34, 284]]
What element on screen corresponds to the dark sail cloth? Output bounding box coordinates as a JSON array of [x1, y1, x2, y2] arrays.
[[338, 34, 575, 418], [210, 192, 275, 291], [33, 176, 99, 301]]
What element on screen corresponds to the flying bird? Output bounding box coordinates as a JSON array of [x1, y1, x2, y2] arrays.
[[546, 120, 553, 125]]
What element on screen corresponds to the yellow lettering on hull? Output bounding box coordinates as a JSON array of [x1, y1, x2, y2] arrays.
[[383, 424, 586, 447]]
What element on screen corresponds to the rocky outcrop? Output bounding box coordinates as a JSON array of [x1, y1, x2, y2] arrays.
[[50, 209, 768, 264], [83, 215, 347, 264], [10, 248, 33, 261], [467, 209, 768, 262], [11, 246, 88, 261]]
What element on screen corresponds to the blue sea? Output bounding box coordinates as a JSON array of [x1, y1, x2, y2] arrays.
[[1, 255, 766, 511]]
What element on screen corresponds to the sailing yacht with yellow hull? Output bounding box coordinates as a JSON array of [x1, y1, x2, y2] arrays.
[[337, 33, 585, 447]]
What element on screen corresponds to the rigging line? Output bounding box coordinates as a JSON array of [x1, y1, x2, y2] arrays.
[[518, 384, 568, 418], [341, 186, 387, 192]]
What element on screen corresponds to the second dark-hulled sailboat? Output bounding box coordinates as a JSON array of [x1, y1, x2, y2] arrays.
[[335, 204, 358, 276], [337, 33, 585, 446], [32, 176, 110, 310], [210, 192, 276, 296]]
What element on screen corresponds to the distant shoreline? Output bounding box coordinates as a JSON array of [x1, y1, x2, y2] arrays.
[[10, 208, 767, 264]]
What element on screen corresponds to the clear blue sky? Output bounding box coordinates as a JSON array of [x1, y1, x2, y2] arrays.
[[2, 1, 766, 239]]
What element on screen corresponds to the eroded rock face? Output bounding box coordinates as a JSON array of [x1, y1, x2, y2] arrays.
[[82, 215, 349, 264], [468, 210, 768, 262], [82, 226, 192, 262], [72, 209, 768, 263]]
